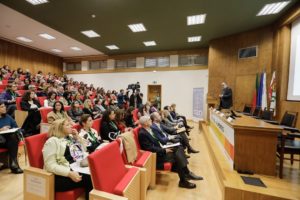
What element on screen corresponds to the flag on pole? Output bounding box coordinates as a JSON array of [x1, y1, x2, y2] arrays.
[[251, 73, 259, 109], [261, 72, 267, 110], [269, 71, 276, 116], [257, 73, 263, 107]]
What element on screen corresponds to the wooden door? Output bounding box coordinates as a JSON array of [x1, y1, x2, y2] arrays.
[[147, 85, 162, 110]]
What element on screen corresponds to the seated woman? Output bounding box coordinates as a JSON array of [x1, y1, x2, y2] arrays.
[[115, 109, 132, 133], [137, 102, 151, 119], [59, 91, 72, 106], [44, 91, 57, 108], [124, 106, 138, 128], [20, 91, 41, 136], [74, 93, 83, 105], [79, 114, 106, 153], [42, 119, 93, 200], [47, 101, 74, 125], [0, 101, 23, 174], [67, 101, 83, 122], [100, 109, 121, 142], [82, 99, 100, 119], [93, 99, 106, 114]]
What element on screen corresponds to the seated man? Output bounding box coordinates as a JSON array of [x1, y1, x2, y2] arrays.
[[138, 116, 203, 189], [0, 101, 23, 174], [150, 112, 199, 154]]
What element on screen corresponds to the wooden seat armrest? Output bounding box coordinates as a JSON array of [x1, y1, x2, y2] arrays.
[[24, 167, 54, 200], [89, 189, 128, 200]]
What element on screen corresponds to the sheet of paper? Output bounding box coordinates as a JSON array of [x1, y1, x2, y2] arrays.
[[26, 174, 46, 197], [162, 142, 181, 149], [70, 162, 90, 175], [0, 128, 19, 135]]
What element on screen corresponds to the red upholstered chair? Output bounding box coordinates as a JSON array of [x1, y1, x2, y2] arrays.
[[16, 90, 27, 96], [72, 123, 82, 132], [38, 96, 47, 107], [1, 79, 8, 84], [64, 106, 71, 112], [40, 107, 53, 123], [92, 118, 101, 132], [133, 127, 172, 171], [24, 133, 84, 200], [0, 84, 7, 90], [17, 85, 25, 90], [88, 141, 142, 200], [133, 109, 139, 122]]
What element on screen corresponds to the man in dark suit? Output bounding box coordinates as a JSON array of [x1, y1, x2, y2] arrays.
[[219, 82, 233, 109], [150, 112, 199, 154], [138, 116, 203, 189]]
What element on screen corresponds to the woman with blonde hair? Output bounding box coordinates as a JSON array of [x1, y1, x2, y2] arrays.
[[82, 99, 100, 119], [42, 119, 92, 200]]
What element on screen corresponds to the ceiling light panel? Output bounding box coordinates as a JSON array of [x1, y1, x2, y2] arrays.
[[187, 14, 206, 25], [39, 33, 56, 40], [16, 36, 33, 42], [128, 23, 147, 32], [106, 45, 119, 50], [143, 41, 156, 46], [257, 1, 290, 16], [188, 36, 202, 42], [81, 30, 100, 38], [26, 0, 48, 5], [70, 47, 81, 51]]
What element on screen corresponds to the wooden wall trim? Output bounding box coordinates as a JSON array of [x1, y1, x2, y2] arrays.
[[277, 2, 300, 27], [64, 65, 208, 74], [63, 48, 208, 62]]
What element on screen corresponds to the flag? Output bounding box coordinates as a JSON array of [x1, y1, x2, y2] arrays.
[[251, 73, 259, 109], [261, 72, 267, 110], [269, 71, 276, 116], [257, 73, 263, 107]]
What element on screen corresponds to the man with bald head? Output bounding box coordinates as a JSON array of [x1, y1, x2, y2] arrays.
[[138, 116, 203, 189], [219, 82, 233, 109]]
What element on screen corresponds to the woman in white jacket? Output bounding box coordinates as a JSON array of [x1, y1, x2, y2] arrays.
[[42, 118, 92, 200]]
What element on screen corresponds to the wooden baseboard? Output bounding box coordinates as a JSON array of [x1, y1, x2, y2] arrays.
[[200, 122, 300, 200]]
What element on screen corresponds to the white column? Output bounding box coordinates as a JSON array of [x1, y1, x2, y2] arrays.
[[81, 61, 89, 71], [107, 59, 115, 70], [136, 57, 145, 68]]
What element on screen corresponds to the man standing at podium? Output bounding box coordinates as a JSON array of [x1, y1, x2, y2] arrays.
[[219, 82, 233, 109]]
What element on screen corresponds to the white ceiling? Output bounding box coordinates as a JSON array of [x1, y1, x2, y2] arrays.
[[0, 3, 103, 57]]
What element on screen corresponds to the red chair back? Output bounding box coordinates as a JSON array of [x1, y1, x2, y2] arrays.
[[72, 123, 82, 131], [115, 138, 130, 164], [25, 133, 48, 169], [133, 109, 139, 122], [16, 97, 22, 110], [133, 127, 142, 151], [88, 141, 127, 193], [64, 106, 71, 111], [38, 96, 47, 107], [16, 90, 27, 96], [17, 85, 25, 90], [92, 118, 102, 132], [0, 85, 7, 90], [1, 80, 8, 84], [40, 108, 53, 123]]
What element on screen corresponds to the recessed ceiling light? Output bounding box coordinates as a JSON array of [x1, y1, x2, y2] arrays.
[[26, 0, 48, 5], [188, 36, 202, 42], [91, 14, 96, 18], [257, 1, 290, 16], [81, 30, 100, 38], [106, 45, 119, 50], [39, 33, 56, 40], [51, 49, 62, 53], [143, 41, 156, 46], [16, 36, 33, 43], [70, 47, 81, 51], [187, 14, 206, 25], [128, 23, 147, 32]]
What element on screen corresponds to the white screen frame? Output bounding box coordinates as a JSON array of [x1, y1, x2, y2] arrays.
[[287, 17, 300, 101]]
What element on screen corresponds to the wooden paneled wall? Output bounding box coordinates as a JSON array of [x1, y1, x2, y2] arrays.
[[0, 38, 63, 75], [208, 26, 274, 111], [272, 4, 300, 129]]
